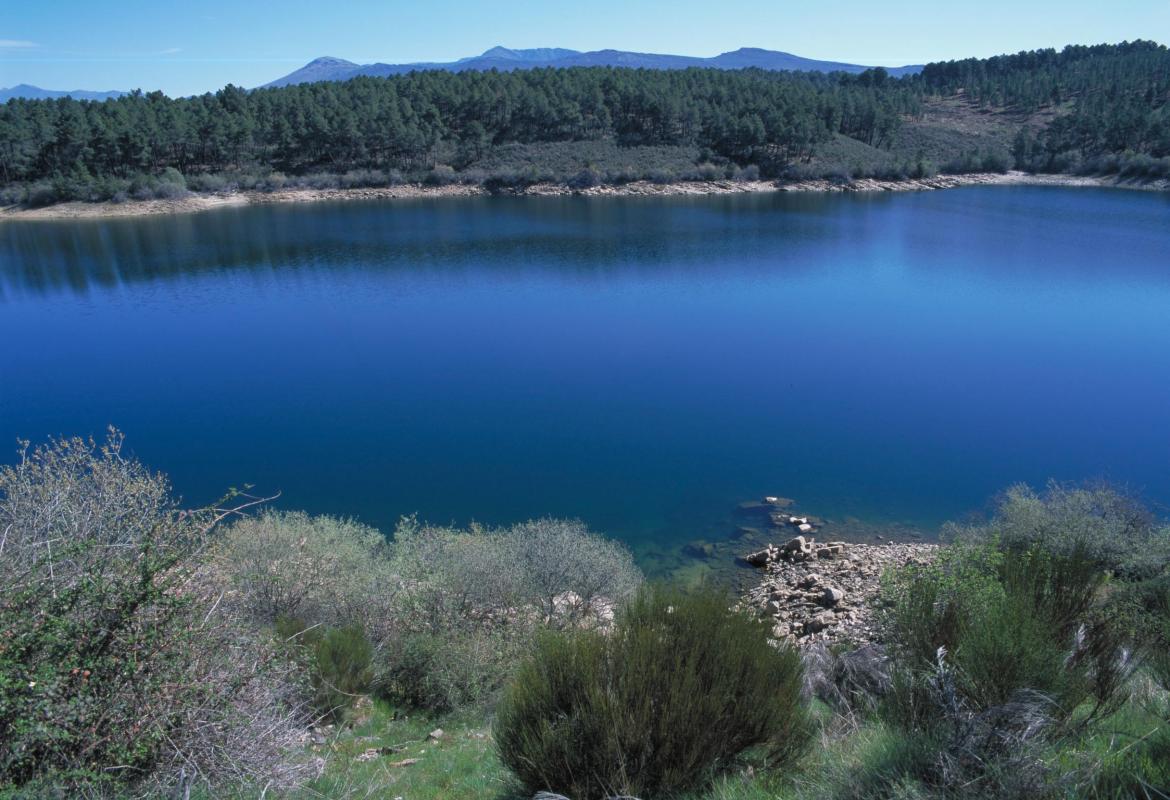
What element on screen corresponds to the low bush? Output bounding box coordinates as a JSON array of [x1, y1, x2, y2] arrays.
[[389, 516, 640, 635], [294, 172, 342, 190], [25, 180, 59, 207], [646, 167, 677, 184], [185, 172, 229, 193], [424, 164, 458, 186], [1079, 151, 1170, 181], [805, 643, 893, 716], [877, 534, 1145, 798], [945, 482, 1170, 579], [494, 585, 810, 799], [687, 162, 723, 181], [482, 170, 536, 193], [311, 625, 374, 721], [158, 166, 187, 190], [213, 511, 397, 642], [567, 166, 602, 190], [0, 431, 310, 796], [942, 148, 1012, 174], [779, 162, 825, 181], [0, 183, 26, 205], [379, 517, 641, 711], [883, 542, 1129, 723], [733, 163, 761, 181], [377, 629, 521, 712], [340, 168, 402, 188]]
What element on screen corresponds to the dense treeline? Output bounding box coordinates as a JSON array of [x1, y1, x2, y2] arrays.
[[921, 40, 1170, 110], [921, 40, 1170, 172], [1, 41, 1168, 204], [0, 67, 915, 184]]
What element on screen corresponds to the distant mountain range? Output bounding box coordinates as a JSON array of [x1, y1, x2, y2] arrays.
[[0, 84, 127, 102], [264, 46, 923, 88], [1, 48, 922, 101]]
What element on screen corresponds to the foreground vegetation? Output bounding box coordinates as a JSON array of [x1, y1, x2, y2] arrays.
[[2, 431, 1169, 798], [1, 41, 1168, 206]]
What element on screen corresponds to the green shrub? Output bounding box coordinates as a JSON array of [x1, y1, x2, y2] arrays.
[[646, 167, 677, 184], [506, 517, 642, 627], [158, 166, 187, 190], [377, 629, 522, 712], [24, 180, 59, 207], [312, 625, 374, 721], [494, 585, 810, 799], [0, 431, 309, 794], [1147, 583, 1170, 689], [883, 541, 1130, 725], [945, 482, 1170, 579], [424, 164, 458, 186], [185, 172, 229, 192], [213, 511, 396, 641], [567, 167, 602, 189], [390, 516, 640, 635], [380, 517, 641, 712]]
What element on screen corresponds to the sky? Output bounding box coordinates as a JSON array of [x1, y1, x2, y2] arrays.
[[2, 0, 1169, 97]]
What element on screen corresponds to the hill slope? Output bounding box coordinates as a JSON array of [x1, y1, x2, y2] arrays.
[[3, 41, 1166, 208]]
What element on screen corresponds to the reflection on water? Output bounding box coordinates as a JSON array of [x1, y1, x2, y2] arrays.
[[2, 187, 1169, 571], [2, 194, 849, 296], [5, 189, 1170, 298]]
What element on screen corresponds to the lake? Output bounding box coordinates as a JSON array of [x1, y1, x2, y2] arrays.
[[3, 187, 1169, 569]]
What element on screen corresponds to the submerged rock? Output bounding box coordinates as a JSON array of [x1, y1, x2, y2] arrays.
[[683, 539, 717, 559], [763, 496, 795, 509]]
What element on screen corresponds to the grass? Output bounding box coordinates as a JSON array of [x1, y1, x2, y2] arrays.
[[1059, 678, 1170, 799], [290, 700, 931, 800], [293, 700, 519, 800], [274, 684, 1170, 800], [681, 714, 937, 800]]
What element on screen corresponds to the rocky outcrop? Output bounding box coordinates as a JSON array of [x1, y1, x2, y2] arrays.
[[742, 535, 936, 646], [742, 533, 847, 566]]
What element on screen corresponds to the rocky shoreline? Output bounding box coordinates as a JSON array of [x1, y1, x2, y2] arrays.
[[736, 499, 937, 647], [743, 535, 937, 647], [2, 170, 1155, 222]]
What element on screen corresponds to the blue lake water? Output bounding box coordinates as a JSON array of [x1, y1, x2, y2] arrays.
[[2, 187, 1169, 565]]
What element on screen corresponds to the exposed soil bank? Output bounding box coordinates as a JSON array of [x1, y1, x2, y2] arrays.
[[2, 171, 1161, 222]]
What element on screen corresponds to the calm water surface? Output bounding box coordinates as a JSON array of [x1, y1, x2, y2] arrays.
[[3, 187, 1169, 562]]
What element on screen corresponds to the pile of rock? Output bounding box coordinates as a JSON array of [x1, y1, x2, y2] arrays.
[[743, 534, 847, 566], [742, 536, 937, 646]]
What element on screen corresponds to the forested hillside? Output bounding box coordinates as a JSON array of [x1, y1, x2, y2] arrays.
[[1, 41, 1167, 205]]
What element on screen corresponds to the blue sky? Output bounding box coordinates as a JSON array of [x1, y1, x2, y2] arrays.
[[3, 0, 1169, 96]]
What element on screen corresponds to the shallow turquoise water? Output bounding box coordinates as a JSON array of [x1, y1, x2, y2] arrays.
[[2, 187, 1169, 553]]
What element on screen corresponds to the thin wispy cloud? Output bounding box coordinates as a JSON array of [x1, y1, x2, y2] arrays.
[[0, 39, 38, 49], [158, 47, 183, 55]]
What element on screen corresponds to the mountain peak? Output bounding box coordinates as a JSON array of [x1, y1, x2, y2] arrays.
[[476, 46, 581, 62], [480, 46, 520, 59], [722, 47, 792, 56], [263, 56, 362, 88], [307, 56, 357, 67]]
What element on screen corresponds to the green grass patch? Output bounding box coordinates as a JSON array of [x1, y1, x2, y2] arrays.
[[295, 699, 519, 800]]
